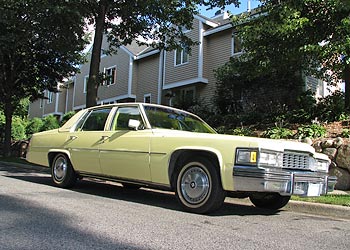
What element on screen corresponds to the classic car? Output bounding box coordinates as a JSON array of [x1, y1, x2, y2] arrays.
[[26, 103, 337, 214]]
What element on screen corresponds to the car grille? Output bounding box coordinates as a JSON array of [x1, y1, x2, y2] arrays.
[[283, 152, 311, 170]]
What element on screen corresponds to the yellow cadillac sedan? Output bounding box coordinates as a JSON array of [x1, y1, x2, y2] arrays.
[[26, 103, 336, 214]]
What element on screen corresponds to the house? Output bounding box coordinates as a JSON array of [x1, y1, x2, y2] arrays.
[[28, 11, 329, 120]]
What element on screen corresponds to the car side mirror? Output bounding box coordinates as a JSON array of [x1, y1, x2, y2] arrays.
[[128, 119, 141, 131]]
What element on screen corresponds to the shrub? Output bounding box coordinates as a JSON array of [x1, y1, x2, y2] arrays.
[[315, 91, 345, 122], [230, 127, 254, 136], [341, 129, 350, 138], [40, 115, 59, 131], [262, 127, 294, 139], [296, 124, 327, 139], [11, 117, 26, 140], [26, 117, 44, 137]]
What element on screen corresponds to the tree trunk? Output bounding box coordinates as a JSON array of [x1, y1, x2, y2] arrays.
[[86, 1, 107, 108], [344, 62, 350, 111], [3, 102, 13, 157]]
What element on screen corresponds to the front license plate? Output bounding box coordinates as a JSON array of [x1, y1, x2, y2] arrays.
[[307, 183, 321, 196]]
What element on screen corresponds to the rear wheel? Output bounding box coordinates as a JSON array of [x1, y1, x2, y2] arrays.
[[51, 153, 77, 188], [249, 193, 290, 210], [175, 156, 226, 214]]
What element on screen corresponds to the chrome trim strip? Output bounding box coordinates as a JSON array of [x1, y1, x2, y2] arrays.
[[77, 171, 172, 191]]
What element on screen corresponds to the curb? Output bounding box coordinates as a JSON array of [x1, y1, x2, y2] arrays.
[[1, 160, 350, 219], [227, 197, 350, 220]]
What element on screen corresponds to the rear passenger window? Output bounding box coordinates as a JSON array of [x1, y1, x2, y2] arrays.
[[77, 108, 112, 131]]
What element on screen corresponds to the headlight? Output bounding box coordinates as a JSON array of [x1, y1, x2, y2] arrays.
[[235, 148, 283, 168], [259, 151, 283, 167], [236, 148, 258, 166], [315, 159, 330, 173]]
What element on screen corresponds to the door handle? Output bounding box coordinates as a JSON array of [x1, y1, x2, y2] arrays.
[[100, 136, 110, 142], [69, 136, 77, 141]]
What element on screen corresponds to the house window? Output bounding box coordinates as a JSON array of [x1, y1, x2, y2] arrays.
[[144, 94, 151, 103], [104, 66, 117, 86], [47, 91, 53, 104], [175, 46, 189, 66], [84, 75, 89, 93], [181, 87, 195, 103], [232, 33, 243, 56]]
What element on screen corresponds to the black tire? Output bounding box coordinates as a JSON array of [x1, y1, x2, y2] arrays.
[[174, 156, 226, 214], [51, 153, 77, 188], [249, 193, 290, 210]]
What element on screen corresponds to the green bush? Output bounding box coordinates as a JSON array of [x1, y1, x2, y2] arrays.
[[26, 117, 44, 137], [40, 115, 59, 131], [296, 124, 327, 139], [230, 127, 254, 136], [341, 129, 350, 138], [11, 117, 26, 140], [262, 127, 294, 139], [315, 91, 345, 122]]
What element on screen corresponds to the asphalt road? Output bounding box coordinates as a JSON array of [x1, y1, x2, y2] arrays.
[[0, 162, 349, 250]]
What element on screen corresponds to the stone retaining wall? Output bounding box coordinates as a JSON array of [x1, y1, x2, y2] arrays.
[[312, 138, 350, 191]]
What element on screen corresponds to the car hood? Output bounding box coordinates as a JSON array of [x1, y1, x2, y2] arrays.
[[152, 129, 315, 155]]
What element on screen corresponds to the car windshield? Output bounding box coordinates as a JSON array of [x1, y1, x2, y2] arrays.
[[143, 105, 216, 134]]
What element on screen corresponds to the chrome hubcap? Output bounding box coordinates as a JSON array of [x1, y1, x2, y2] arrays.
[[180, 166, 210, 205], [53, 157, 67, 182]]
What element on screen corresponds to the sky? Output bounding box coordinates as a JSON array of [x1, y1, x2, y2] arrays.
[[199, 0, 261, 17]]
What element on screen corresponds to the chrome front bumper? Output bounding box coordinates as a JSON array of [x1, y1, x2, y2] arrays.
[[233, 165, 337, 196]]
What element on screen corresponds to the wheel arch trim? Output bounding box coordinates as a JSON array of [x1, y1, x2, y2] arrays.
[[168, 146, 224, 189]]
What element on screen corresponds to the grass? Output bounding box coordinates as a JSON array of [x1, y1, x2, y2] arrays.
[[292, 194, 350, 207]]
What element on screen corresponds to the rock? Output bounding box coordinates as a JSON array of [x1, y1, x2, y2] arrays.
[[333, 137, 344, 148], [322, 148, 337, 160], [329, 167, 350, 191], [312, 141, 323, 153], [321, 139, 334, 149], [302, 137, 313, 145], [335, 144, 350, 172]]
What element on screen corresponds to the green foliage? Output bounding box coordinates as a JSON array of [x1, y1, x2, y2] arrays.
[[60, 111, 76, 126], [287, 90, 317, 123], [296, 124, 327, 139], [262, 127, 294, 139], [11, 117, 26, 141], [341, 129, 350, 138], [40, 115, 59, 132], [232, 0, 350, 109], [315, 91, 346, 122], [26, 118, 44, 137], [230, 127, 254, 137]]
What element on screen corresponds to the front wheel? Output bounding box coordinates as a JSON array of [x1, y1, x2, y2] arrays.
[[175, 157, 226, 214], [51, 153, 77, 188], [249, 193, 290, 210]]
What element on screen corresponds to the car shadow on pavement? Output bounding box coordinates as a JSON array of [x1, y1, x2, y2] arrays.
[[1, 163, 280, 217]]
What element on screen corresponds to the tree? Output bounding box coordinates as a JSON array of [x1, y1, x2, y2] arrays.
[[232, 0, 350, 109], [82, 0, 240, 107], [0, 0, 88, 156]]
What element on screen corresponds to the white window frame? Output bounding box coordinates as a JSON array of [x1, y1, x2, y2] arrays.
[[174, 46, 189, 66], [103, 65, 117, 86], [144, 93, 151, 103], [231, 32, 243, 56], [83, 75, 89, 93], [47, 91, 53, 104]]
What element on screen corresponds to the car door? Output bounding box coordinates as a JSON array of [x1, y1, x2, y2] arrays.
[[64, 107, 113, 175], [99, 106, 152, 181]]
